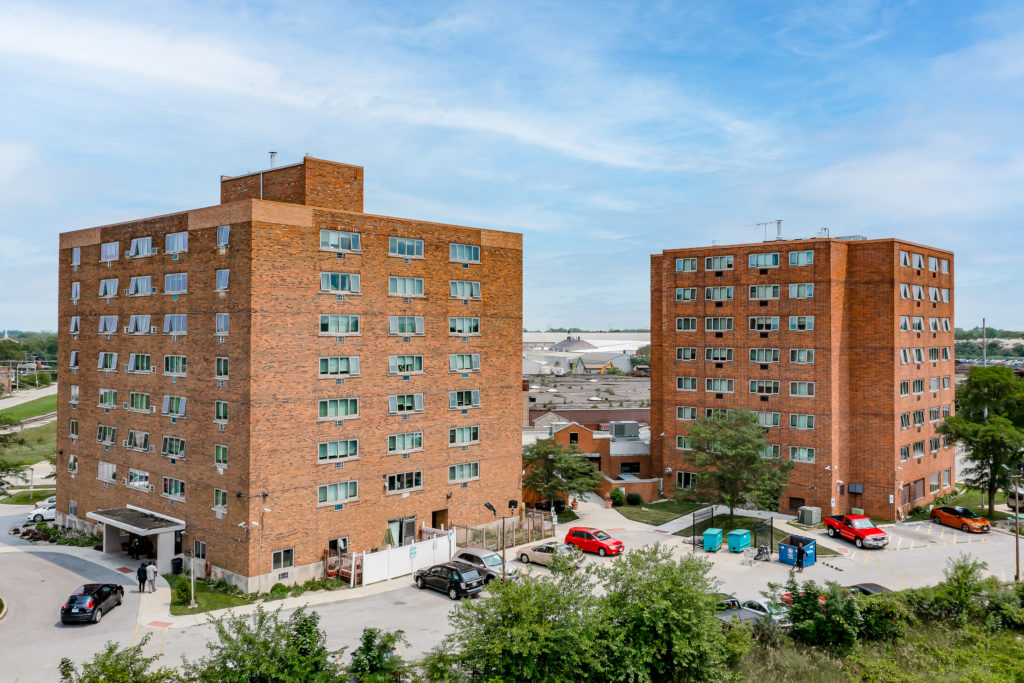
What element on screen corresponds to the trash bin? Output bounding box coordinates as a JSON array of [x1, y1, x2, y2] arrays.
[[703, 527, 723, 552], [778, 535, 816, 567], [171, 557, 184, 575], [727, 529, 751, 553]]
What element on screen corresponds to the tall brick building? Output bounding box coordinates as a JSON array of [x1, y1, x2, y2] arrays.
[[56, 156, 522, 590], [651, 236, 955, 520]]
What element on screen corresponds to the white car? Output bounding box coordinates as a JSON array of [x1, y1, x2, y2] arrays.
[[518, 542, 576, 567], [35, 495, 57, 509], [28, 503, 56, 523]]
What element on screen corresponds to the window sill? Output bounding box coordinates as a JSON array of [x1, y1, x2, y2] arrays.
[[319, 247, 361, 255], [449, 369, 480, 374], [97, 477, 116, 484], [214, 420, 227, 425], [317, 416, 360, 422], [389, 254, 424, 260], [448, 441, 481, 448], [449, 405, 480, 411], [161, 494, 185, 502], [212, 506, 227, 514], [97, 369, 118, 373], [97, 331, 118, 336], [214, 463, 228, 470], [448, 478, 480, 485], [97, 441, 116, 447], [163, 292, 187, 296], [162, 414, 186, 420], [317, 456, 359, 465], [317, 499, 358, 508], [214, 376, 229, 381], [388, 293, 425, 299], [448, 296, 482, 301], [387, 411, 423, 417], [448, 333, 481, 337], [318, 332, 361, 337], [319, 290, 362, 296], [164, 333, 187, 337], [125, 407, 151, 415], [387, 448, 423, 456], [161, 454, 185, 460], [163, 373, 187, 378], [125, 446, 149, 453], [319, 373, 360, 379], [388, 333, 425, 337], [97, 404, 117, 411], [386, 487, 423, 495], [449, 260, 481, 265]]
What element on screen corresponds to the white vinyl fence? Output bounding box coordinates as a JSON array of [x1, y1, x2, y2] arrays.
[[360, 531, 457, 585]]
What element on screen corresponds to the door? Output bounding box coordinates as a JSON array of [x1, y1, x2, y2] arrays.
[[432, 509, 448, 529], [580, 532, 595, 552], [386, 520, 401, 547], [402, 517, 417, 546]]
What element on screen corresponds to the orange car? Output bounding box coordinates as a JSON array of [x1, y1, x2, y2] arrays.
[[930, 505, 990, 533]]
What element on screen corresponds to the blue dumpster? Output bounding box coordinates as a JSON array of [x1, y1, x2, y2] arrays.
[[778, 534, 816, 567], [728, 529, 751, 553], [703, 528, 723, 552]]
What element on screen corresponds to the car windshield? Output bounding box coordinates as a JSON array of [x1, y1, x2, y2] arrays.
[[593, 531, 611, 541], [69, 595, 93, 605], [556, 544, 573, 553], [458, 570, 481, 581], [957, 508, 979, 519], [850, 518, 876, 529], [482, 555, 503, 567]]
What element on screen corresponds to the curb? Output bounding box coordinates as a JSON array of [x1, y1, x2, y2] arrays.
[[0, 596, 7, 621]]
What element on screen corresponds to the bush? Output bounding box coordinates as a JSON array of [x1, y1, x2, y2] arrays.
[[626, 493, 643, 506], [750, 615, 784, 649], [173, 578, 192, 607], [942, 553, 990, 622], [857, 594, 911, 641], [722, 623, 753, 666], [785, 577, 862, 653], [610, 489, 625, 507], [266, 582, 289, 601], [984, 587, 1024, 631]]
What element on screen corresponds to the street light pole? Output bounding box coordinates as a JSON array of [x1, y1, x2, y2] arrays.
[[1013, 473, 1021, 583]]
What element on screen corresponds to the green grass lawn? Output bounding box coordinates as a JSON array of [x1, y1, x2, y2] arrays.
[[0, 489, 56, 505], [0, 421, 56, 469], [673, 514, 838, 558], [614, 498, 707, 526], [0, 394, 58, 422], [554, 508, 578, 523], [165, 574, 253, 616]]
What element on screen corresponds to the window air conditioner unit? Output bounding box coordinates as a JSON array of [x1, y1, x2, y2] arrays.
[[150, 326, 156, 334], [148, 485, 155, 492], [124, 327, 130, 334], [122, 478, 127, 485], [123, 402, 128, 409], [122, 440, 128, 447]]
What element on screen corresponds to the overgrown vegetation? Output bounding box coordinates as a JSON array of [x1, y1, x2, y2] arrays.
[[12, 521, 100, 546], [0, 421, 56, 469], [0, 393, 58, 422]]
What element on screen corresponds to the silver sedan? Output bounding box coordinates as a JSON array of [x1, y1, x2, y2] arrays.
[[518, 542, 575, 566]]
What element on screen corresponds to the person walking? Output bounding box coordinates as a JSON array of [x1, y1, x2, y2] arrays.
[[795, 543, 806, 574], [145, 561, 157, 593], [136, 563, 147, 593]]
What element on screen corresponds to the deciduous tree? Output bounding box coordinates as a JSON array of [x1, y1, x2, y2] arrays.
[[522, 439, 602, 502], [59, 634, 176, 683]]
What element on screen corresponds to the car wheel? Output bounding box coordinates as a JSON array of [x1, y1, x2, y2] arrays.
[[416, 577, 425, 589], [448, 588, 459, 600], [932, 515, 941, 524], [598, 547, 607, 557], [92, 608, 103, 624], [855, 538, 863, 549], [962, 524, 969, 533], [33, 514, 43, 522], [520, 553, 530, 564], [116, 594, 122, 606], [484, 575, 494, 585], [827, 527, 835, 537]]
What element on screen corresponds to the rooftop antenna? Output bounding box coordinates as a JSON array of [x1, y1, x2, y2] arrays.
[[269, 151, 277, 168], [751, 220, 781, 241]]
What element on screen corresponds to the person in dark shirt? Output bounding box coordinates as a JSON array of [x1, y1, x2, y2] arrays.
[[136, 563, 148, 592], [795, 544, 806, 573]]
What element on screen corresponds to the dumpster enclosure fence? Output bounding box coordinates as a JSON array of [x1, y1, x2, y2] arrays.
[[752, 517, 774, 556], [689, 507, 716, 548]]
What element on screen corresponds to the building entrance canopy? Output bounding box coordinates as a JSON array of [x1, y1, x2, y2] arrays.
[[86, 505, 185, 574]]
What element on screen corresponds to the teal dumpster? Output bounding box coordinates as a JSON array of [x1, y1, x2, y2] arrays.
[[728, 529, 751, 553], [703, 528, 723, 552]]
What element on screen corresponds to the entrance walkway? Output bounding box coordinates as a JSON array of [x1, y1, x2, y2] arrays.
[[0, 384, 58, 408]]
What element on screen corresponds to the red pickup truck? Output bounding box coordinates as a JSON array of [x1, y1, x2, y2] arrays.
[[823, 515, 889, 549]]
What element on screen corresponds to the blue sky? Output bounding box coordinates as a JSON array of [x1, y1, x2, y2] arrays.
[[2, 0, 1023, 331]]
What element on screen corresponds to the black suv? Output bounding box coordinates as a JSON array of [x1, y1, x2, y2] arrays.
[[60, 583, 124, 624], [414, 561, 484, 600]]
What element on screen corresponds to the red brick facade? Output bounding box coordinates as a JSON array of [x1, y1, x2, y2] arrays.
[[651, 238, 955, 520], [56, 158, 522, 589]]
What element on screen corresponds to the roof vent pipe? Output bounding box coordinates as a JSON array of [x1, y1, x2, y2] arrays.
[[775, 219, 783, 240]]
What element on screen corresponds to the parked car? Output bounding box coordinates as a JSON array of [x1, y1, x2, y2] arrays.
[[0, 482, 8, 497], [518, 542, 576, 567], [564, 527, 624, 557], [414, 561, 485, 600], [60, 584, 124, 624], [823, 515, 889, 549], [846, 583, 892, 596], [714, 594, 764, 626], [1007, 488, 1024, 512], [740, 598, 790, 625], [532, 498, 566, 513], [453, 547, 520, 583], [36, 495, 57, 509], [930, 506, 990, 533], [28, 503, 56, 523]]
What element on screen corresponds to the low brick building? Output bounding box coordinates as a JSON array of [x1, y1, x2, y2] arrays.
[[546, 421, 660, 503]]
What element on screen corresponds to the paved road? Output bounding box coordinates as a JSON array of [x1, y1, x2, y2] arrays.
[[0, 384, 58, 409]]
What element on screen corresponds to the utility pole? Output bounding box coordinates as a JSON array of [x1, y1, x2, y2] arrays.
[[1013, 472, 1021, 583], [982, 318, 988, 367]]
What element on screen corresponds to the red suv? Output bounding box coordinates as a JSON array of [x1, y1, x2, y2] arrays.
[[565, 527, 624, 557]]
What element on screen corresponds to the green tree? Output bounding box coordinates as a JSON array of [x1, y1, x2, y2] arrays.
[[779, 575, 862, 654], [937, 366, 1024, 516], [0, 339, 25, 362], [630, 344, 651, 367], [346, 628, 413, 682], [0, 414, 27, 488], [687, 409, 794, 522], [522, 439, 603, 501], [59, 633, 177, 683]]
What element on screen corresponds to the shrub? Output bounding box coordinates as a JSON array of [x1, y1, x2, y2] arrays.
[[942, 553, 990, 622], [610, 488, 625, 507], [985, 587, 1024, 630], [266, 582, 289, 601], [626, 493, 643, 506], [173, 578, 192, 606], [857, 594, 911, 641], [785, 576, 862, 653], [750, 615, 783, 649], [722, 623, 753, 666]]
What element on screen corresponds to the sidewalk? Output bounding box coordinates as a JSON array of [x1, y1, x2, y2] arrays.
[[0, 384, 58, 409], [652, 504, 795, 535]]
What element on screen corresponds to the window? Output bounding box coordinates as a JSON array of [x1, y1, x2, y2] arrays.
[[705, 317, 734, 331], [320, 229, 360, 252], [272, 549, 294, 571], [318, 439, 358, 463], [163, 314, 187, 335], [941, 259, 949, 273], [912, 253, 925, 269], [70, 316, 80, 334], [706, 378, 735, 393], [913, 441, 925, 457], [900, 283, 911, 299], [162, 395, 187, 417], [164, 273, 187, 294], [389, 276, 424, 296], [450, 280, 481, 299], [126, 429, 150, 452], [215, 357, 228, 379], [98, 278, 119, 298], [929, 347, 940, 361], [98, 388, 117, 407], [388, 432, 423, 453], [450, 354, 480, 372], [387, 394, 423, 414], [912, 284, 924, 301], [941, 318, 951, 332], [69, 419, 78, 438], [677, 377, 697, 391], [96, 424, 116, 444], [319, 398, 359, 420], [941, 289, 950, 303], [215, 444, 228, 467], [900, 413, 911, 429], [706, 408, 730, 418], [98, 461, 116, 482], [217, 225, 230, 248], [676, 436, 693, 450], [318, 481, 358, 505], [71, 282, 80, 300], [899, 381, 910, 396], [128, 275, 152, 296], [942, 468, 951, 487], [128, 392, 150, 412], [165, 232, 188, 254], [214, 401, 228, 423], [320, 314, 360, 335], [790, 414, 815, 430], [97, 352, 118, 371], [214, 489, 228, 510], [900, 445, 910, 461], [70, 385, 79, 403], [705, 348, 734, 362], [676, 471, 697, 489], [750, 348, 781, 363], [164, 355, 187, 376], [928, 287, 940, 303], [900, 250, 911, 267], [449, 426, 480, 445], [749, 284, 780, 300], [677, 406, 697, 421], [928, 256, 939, 272], [450, 243, 481, 263], [705, 255, 734, 270], [913, 410, 925, 426], [900, 316, 910, 331], [789, 283, 814, 299], [321, 356, 360, 377], [69, 350, 79, 368], [449, 317, 480, 335], [449, 390, 480, 409], [161, 436, 186, 458], [677, 347, 698, 361], [71, 247, 81, 266], [676, 317, 698, 332], [675, 258, 697, 272], [749, 380, 780, 395], [942, 404, 951, 417], [97, 316, 118, 335], [928, 317, 940, 332], [942, 375, 951, 389], [705, 286, 733, 301], [755, 411, 780, 427], [128, 469, 149, 490], [900, 349, 911, 365], [449, 462, 480, 483], [789, 316, 814, 331], [676, 287, 697, 301], [929, 376, 940, 392], [790, 381, 815, 397], [789, 446, 815, 463], [929, 407, 941, 422], [128, 354, 151, 373], [761, 444, 781, 459], [127, 315, 150, 334], [319, 272, 361, 294], [387, 471, 423, 492], [749, 316, 779, 331], [789, 250, 813, 266], [127, 237, 153, 258], [216, 269, 229, 291], [389, 237, 424, 258], [100, 241, 119, 261], [215, 313, 229, 336], [389, 316, 424, 335], [748, 252, 780, 268]]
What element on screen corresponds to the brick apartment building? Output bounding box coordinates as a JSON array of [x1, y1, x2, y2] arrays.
[[651, 236, 955, 520], [56, 156, 522, 590]]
